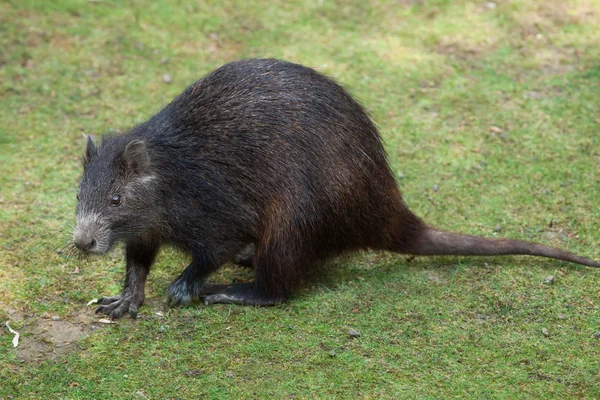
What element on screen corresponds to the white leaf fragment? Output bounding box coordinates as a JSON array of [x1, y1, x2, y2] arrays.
[[5, 321, 20, 348], [98, 319, 117, 324], [87, 298, 99, 306]]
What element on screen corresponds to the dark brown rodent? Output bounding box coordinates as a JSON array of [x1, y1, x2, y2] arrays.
[[73, 58, 599, 319]]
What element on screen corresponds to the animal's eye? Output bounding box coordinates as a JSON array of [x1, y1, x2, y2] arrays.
[[110, 194, 122, 206]]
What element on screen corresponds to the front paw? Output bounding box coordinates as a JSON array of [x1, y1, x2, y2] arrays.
[[94, 292, 143, 320]]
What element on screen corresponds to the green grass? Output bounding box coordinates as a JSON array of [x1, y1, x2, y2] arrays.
[[1, 0, 600, 398]]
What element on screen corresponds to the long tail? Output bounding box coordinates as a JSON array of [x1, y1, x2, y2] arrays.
[[405, 227, 600, 268]]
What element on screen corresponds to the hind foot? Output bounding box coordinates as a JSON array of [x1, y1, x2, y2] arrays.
[[167, 276, 204, 306], [94, 291, 143, 320], [199, 283, 283, 306]]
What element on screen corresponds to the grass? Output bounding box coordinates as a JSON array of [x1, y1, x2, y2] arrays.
[[1, 0, 599, 398]]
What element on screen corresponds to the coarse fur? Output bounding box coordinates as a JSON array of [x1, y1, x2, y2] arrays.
[[73, 58, 600, 319]]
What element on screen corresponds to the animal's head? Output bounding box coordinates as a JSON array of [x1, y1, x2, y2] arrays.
[[73, 135, 159, 254]]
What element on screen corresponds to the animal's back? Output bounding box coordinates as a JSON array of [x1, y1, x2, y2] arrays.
[[145, 59, 407, 254]]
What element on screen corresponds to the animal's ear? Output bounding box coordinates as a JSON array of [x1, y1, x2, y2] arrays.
[[83, 135, 97, 165], [122, 140, 150, 174]]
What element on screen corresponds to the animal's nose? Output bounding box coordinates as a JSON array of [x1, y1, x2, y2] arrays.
[[74, 232, 97, 252]]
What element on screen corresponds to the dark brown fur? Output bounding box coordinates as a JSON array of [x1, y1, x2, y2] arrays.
[[73, 59, 599, 319]]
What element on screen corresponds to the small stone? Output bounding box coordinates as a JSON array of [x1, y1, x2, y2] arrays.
[[490, 126, 502, 133], [162, 73, 172, 83], [493, 225, 501, 233], [397, 171, 405, 179], [348, 328, 361, 338], [160, 57, 168, 64], [329, 350, 336, 357], [183, 369, 203, 377], [486, 2, 496, 9], [51, 315, 61, 321], [158, 325, 166, 333], [593, 332, 600, 339], [433, 184, 439, 192], [543, 275, 555, 284], [542, 328, 549, 337]]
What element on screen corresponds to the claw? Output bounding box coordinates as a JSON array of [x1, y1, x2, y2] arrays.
[[92, 291, 142, 320], [87, 298, 99, 306]]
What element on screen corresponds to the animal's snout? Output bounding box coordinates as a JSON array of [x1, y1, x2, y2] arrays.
[[73, 213, 110, 254], [73, 231, 97, 252]]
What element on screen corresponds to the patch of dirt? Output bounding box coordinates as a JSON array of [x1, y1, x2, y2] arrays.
[[433, 36, 492, 62], [5, 298, 171, 362], [6, 309, 103, 363], [542, 231, 569, 245], [174, 34, 244, 64], [15, 319, 89, 362], [423, 270, 446, 284], [395, 0, 421, 6], [511, 1, 598, 36]]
